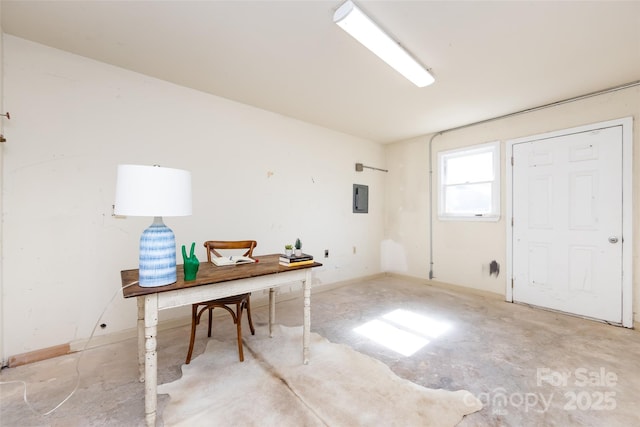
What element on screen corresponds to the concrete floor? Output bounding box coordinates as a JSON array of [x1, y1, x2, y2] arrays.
[[1, 275, 639, 426]]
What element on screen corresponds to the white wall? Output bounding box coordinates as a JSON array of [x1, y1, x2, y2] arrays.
[[385, 85, 640, 321], [0, 2, 5, 364], [1, 35, 385, 360]]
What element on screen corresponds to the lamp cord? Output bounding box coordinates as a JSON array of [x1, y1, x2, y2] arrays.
[[0, 281, 139, 417]]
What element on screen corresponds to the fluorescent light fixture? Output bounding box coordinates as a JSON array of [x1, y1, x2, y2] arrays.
[[333, 0, 434, 87]]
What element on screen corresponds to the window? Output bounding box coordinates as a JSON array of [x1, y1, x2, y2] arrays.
[[438, 141, 500, 220]]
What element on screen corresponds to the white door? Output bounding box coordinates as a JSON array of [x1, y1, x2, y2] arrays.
[[511, 125, 623, 323]]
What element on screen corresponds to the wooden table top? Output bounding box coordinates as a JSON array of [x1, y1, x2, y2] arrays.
[[121, 254, 322, 298]]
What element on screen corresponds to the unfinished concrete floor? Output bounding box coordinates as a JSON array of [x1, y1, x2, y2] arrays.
[[1, 275, 639, 426]]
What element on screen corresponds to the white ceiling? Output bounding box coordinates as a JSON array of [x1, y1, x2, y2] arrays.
[[2, 0, 640, 143]]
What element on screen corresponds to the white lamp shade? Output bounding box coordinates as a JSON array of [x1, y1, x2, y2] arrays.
[[114, 164, 192, 217]]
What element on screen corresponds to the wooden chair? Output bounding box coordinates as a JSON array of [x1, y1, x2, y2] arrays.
[[185, 240, 257, 364]]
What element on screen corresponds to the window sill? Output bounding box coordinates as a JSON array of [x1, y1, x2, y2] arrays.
[[438, 214, 501, 222]]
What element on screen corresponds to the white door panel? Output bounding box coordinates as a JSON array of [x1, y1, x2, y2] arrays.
[[512, 126, 623, 323]]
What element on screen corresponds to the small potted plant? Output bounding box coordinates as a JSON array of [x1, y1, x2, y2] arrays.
[[284, 244, 293, 257], [294, 238, 302, 256]]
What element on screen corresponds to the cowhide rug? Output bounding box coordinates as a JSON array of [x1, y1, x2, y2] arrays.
[[158, 325, 482, 426]]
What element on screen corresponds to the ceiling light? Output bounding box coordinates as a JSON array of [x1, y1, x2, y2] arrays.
[[333, 0, 434, 87]]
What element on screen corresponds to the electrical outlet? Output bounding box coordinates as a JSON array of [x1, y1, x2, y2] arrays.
[[324, 249, 329, 258]]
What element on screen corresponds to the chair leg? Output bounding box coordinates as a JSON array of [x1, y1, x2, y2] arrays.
[[187, 297, 252, 364], [185, 304, 198, 364], [245, 297, 255, 335], [207, 307, 213, 337], [236, 302, 244, 362]]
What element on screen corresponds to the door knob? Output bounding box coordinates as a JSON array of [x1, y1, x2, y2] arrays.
[[608, 236, 619, 244]]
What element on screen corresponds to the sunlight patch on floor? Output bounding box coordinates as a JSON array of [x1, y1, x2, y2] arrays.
[[354, 309, 452, 357], [383, 309, 451, 338]]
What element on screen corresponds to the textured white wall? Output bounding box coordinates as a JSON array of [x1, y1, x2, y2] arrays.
[[0, 3, 5, 364], [385, 85, 640, 320], [1, 35, 385, 359]]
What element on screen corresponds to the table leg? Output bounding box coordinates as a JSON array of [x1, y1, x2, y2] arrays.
[[137, 297, 145, 383], [269, 288, 276, 337], [144, 295, 159, 427], [303, 268, 311, 364]]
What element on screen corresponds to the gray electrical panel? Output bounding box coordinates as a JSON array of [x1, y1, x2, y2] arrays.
[[353, 184, 369, 213]]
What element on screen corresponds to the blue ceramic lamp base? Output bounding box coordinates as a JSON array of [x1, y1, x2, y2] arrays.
[[138, 216, 177, 287]]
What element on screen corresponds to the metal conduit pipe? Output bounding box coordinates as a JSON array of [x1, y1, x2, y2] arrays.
[[427, 131, 441, 280], [426, 79, 640, 281]]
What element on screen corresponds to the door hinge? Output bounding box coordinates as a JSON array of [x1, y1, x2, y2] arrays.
[[511, 217, 514, 227], [511, 156, 514, 166], [511, 278, 514, 289]]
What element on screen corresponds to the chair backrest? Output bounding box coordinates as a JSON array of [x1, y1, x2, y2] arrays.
[[203, 240, 257, 262]]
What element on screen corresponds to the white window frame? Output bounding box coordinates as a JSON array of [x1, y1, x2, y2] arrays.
[[438, 141, 501, 221]]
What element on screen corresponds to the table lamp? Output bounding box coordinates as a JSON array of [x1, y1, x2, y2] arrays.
[[114, 164, 192, 287]]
